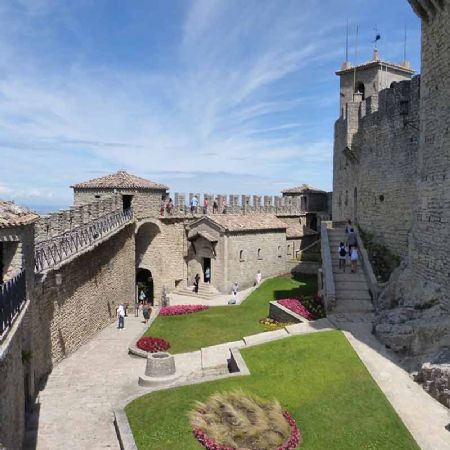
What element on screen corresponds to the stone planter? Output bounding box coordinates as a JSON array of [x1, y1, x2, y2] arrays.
[[138, 352, 181, 386]]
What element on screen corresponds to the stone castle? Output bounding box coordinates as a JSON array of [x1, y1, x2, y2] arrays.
[[0, 0, 449, 448], [333, 0, 450, 361]]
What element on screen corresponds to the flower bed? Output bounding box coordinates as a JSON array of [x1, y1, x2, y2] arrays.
[[136, 336, 170, 352], [159, 305, 209, 316], [192, 410, 301, 450], [277, 298, 316, 321], [259, 317, 294, 331]]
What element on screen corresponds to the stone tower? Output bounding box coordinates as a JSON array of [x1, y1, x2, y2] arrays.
[[375, 0, 450, 356]]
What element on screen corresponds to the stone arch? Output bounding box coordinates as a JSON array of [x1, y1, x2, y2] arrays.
[[136, 267, 154, 305], [355, 81, 365, 100]]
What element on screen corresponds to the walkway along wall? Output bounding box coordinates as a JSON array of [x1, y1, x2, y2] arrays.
[[32, 223, 135, 382]]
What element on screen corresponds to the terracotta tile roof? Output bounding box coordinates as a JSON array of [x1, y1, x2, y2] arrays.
[[0, 201, 39, 228], [193, 214, 288, 232], [71, 170, 168, 190], [281, 184, 326, 194]]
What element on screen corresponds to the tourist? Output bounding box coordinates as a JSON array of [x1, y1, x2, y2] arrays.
[[139, 290, 146, 302], [142, 302, 151, 324], [346, 228, 357, 256], [117, 303, 125, 329], [232, 281, 239, 296], [255, 270, 262, 285], [229, 289, 237, 304], [203, 197, 208, 214], [213, 198, 219, 214], [160, 195, 166, 216], [191, 195, 199, 214], [338, 242, 347, 271], [205, 266, 211, 284], [166, 197, 173, 214], [345, 219, 352, 235], [194, 273, 200, 293], [350, 245, 359, 273], [134, 301, 140, 317], [222, 199, 227, 214]]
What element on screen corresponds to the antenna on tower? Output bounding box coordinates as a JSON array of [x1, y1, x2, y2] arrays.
[[353, 25, 359, 97], [402, 24, 411, 69], [345, 18, 349, 62]]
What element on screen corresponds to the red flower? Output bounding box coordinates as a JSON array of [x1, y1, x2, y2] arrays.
[[136, 336, 170, 352], [160, 305, 209, 316]]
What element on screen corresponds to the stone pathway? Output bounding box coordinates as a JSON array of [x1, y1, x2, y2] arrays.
[[168, 285, 256, 306], [25, 308, 450, 450]]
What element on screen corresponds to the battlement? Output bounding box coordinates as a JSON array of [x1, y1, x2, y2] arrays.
[[161, 192, 319, 217], [35, 194, 125, 243], [336, 76, 421, 153], [409, 0, 448, 21]]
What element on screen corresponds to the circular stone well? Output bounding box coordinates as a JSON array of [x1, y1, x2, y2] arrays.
[[138, 352, 180, 386]]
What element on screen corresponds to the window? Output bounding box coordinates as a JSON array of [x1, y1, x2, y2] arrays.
[[239, 250, 245, 262], [95, 195, 101, 199], [379, 194, 385, 202], [257, 248, 262, 259], [277, 245, 282, 258], [355, 82, 365, 100], [287, 244, 291, 256]]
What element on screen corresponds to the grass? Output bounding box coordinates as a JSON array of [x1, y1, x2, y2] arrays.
[[145, 274, 318, 354], [126, 331, 420, 450]]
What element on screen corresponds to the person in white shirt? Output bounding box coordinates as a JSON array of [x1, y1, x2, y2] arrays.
[[255, 270, 262, 285], [350, 246, 359, 273], [117, 303, 125, 329]]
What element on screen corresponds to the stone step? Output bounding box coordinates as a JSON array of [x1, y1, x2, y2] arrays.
[[334, 280, 368, 290], [334, 300, 373, 313], [335, 290, 371, 301], [333, 273, 367, 283]]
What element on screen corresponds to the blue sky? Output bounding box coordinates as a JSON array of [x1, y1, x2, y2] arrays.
[[0, 0, 421, 210]]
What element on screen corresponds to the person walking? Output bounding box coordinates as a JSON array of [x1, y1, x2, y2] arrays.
[[222, 199, 227, 214], [232, 281, 239, 296], [166, 197, 173, 214], [205, 266, 211, 284], [347, 228, 357, 256], [203, 197, 208, 214], [255, 270, 262, 285], [142, 302, 151, 324], [117, 303, 125, 329], [213, 199, 219, 214], [345, 219, 352, 235], [191, 196, 199, 214], [134, 300, 140, 317], [193, 273, 200, 293], [350, 246, 359, 273], [338, 241, 347, 271]]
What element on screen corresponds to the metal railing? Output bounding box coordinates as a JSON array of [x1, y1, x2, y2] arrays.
[[0, 270, 26, 338], [35, 208, 133, 273], [320, 221, 336, 312]]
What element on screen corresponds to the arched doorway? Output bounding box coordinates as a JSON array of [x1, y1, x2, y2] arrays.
[[355, 82, 365, 100], [353, 187, 358, 223], [136, 268, 154, 305]]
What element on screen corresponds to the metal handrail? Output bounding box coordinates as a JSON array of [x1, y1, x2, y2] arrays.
[[35, 208, 133, 273], [320, 221, 336, 312], [0, 270, 26, 338]]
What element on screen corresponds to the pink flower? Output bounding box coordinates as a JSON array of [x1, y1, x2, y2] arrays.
[[160, 305, 209, 316], [278, 298, 316, 321]]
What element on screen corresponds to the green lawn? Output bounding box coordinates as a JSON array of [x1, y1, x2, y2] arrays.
[[126, 331, 419, 450], [146, 275, 318, 354]]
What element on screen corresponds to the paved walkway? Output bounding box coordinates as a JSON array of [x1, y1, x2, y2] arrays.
[[25, 309, 450, 449], [169, 285, 256, 306]]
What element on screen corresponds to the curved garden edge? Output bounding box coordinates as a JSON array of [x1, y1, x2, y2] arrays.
[[116, 320, 334, 450]]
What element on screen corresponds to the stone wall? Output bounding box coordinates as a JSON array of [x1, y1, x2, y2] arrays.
[[0, 305, 32, 449], [137, 218, 187, 303], [73, 188, 165, 221], [333, 78, 420, 258], [226, 230, 287, 292], [32, 223, 135, 379], [374, 1, 450, 358]]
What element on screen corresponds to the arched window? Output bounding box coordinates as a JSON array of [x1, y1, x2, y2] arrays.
[[239, 250, 245, 261], [355, 82, 365, 100], [257, 248, 262, 259], [277, 245, 282, 258], [287, 244, 291, 256]]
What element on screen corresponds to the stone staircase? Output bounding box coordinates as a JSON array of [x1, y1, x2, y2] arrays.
[[174, 282, 221, 300], [327, 226, 373, 314]]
